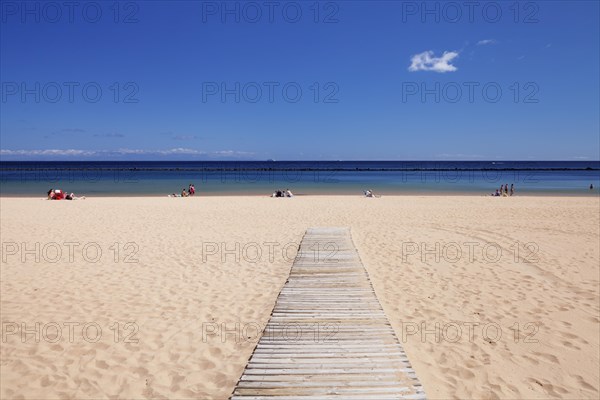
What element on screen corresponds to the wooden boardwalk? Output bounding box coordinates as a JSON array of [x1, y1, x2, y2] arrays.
[[231, 228, 426, 399]]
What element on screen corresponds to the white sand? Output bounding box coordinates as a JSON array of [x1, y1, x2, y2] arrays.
[[1, 196, 599, 399]]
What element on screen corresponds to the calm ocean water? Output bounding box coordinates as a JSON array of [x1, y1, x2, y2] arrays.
[[1, 161, 599, 196]]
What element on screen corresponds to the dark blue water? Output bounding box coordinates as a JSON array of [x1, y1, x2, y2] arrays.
[[1, 161, 599, 196]]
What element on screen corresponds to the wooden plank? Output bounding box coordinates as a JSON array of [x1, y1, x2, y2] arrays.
[[254, 346, 404, 352], [245, 362, 410, 368], [254, 346, 403, 351], [239, 368, 418, 375], [230, 228, 426, 399], [252, 351, 403, 362], [240, 375, 408, 382], [236, 381, 411, 389], [232, 395, 426, 400], [234, 387, 413, 395]]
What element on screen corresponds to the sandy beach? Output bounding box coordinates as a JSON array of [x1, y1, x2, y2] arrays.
[[1, 195, 598, 399]]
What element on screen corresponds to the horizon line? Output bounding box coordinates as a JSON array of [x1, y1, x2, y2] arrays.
[[1, 159, 599, 163]]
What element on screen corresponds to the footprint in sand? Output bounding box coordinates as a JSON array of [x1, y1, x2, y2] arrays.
[[50, 344, 63, 352], [199, 360, 216, 370], [458, 369, 475, 379], [561, 340, 580, 350], [572, 374, 598, 392], [209, 347, 222, 357], [532, 351, 559, 363], [40, 375, 51, 387]]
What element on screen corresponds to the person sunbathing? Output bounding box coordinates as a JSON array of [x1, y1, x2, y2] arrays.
[[65, 193, 85, 200], [47, 189, 65, 200], [47, 189, 85, 200]]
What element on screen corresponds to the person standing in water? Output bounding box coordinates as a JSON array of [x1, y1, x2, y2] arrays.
[[510, 184, 515, 196]]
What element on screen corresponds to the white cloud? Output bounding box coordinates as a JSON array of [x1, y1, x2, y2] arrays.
[[0, 148, 254, 158], [409, 51, 459, 73], [0, 149, 95, 156], [211, 150, 254, 157], [477, 39, 497, 46], [157, 148, 206, 155]]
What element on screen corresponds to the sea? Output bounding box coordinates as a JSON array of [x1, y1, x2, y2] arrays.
[[0, 161, 599, 197]]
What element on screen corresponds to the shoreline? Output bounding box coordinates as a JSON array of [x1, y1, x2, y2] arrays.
[[1, 192, 598, 198]]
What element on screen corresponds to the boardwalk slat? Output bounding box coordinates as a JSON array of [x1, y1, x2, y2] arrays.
[[241, 368, 405, 374], [237, 381, 411, 389], [230, 228, 425, 399]]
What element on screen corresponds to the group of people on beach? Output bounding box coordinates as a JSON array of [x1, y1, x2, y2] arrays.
[[272, 189, 294, 197], [47, 189, 85, 200], [43, 181, 596, 198], [491, 184, 515, 197], [170, 184, 196, 198]]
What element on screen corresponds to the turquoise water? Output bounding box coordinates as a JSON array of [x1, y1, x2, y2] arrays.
[[1, 161, 599, 196]]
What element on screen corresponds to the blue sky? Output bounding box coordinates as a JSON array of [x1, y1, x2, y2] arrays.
[[1, 0, 599, 160]]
